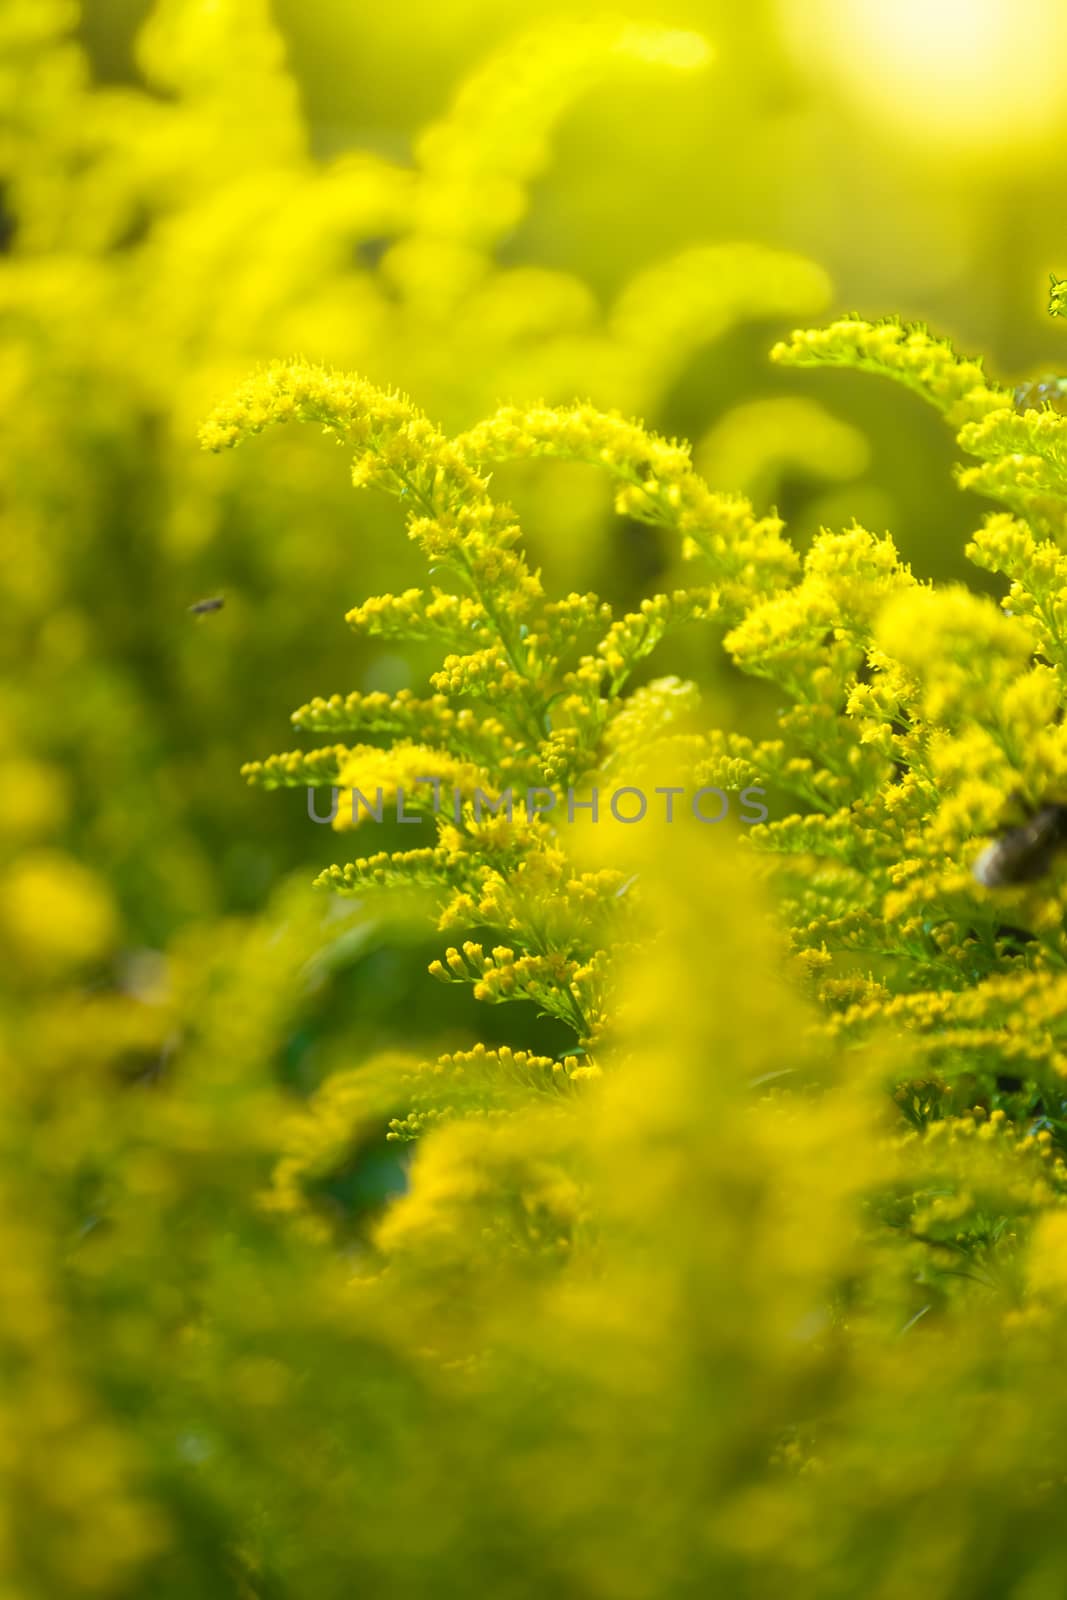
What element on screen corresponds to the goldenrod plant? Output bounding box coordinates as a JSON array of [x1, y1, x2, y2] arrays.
[[199, 359, 796, 1065], [13, 2, 1067, 1595], [188, 277, 1067, 1594], [205, 289, 1067, 1099]]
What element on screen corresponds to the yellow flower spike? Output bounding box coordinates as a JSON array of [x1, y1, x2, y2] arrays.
[[771, 315, 1009, 428], [457, 400, 799, 614]]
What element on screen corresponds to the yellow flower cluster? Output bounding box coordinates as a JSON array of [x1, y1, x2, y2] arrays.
[[211, 287, 1067, 1110], [205, 361, 831, 1054], [771, 315, 1009, 426], [457, 401, 799, 613]]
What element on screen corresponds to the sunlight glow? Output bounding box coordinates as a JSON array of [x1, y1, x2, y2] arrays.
[[781, 0, 1067, 155]]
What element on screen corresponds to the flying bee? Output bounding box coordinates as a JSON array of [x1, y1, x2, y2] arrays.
[[188, 595, 225, 615], [972, 800, 1067, 888], [1013, 376, 1067, 416]]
